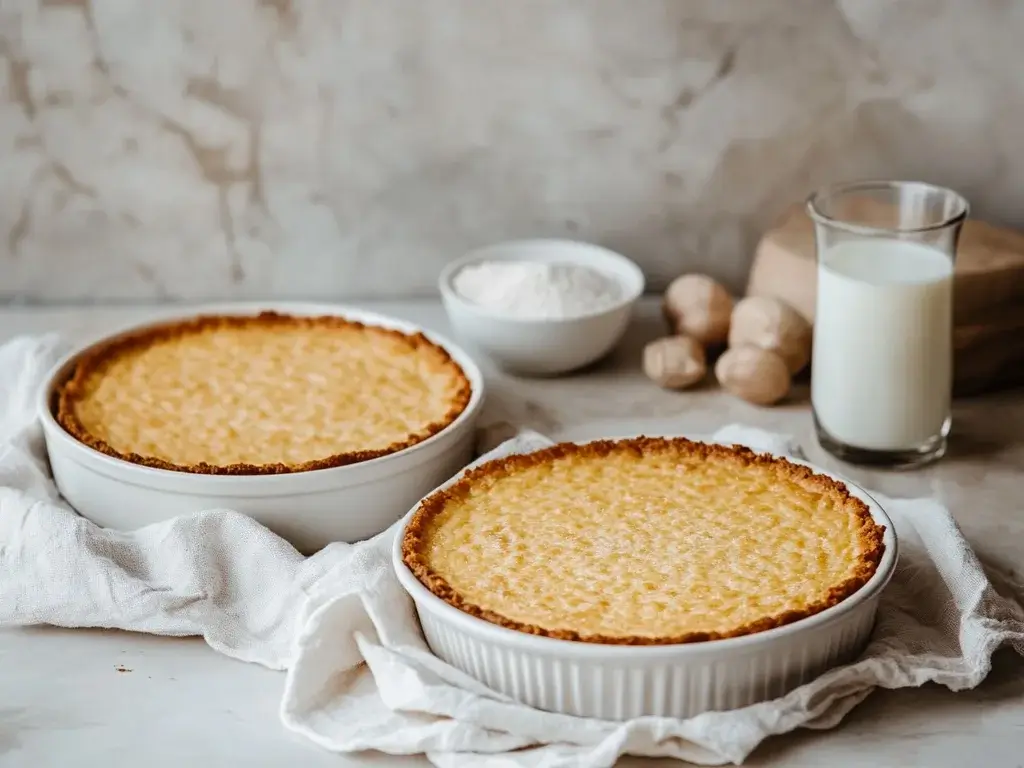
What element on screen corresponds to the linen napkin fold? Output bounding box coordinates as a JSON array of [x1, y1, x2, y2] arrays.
[[1, 335, 1022, 767]]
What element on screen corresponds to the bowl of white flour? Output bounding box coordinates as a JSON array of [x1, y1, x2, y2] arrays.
[[439, 239, 645, 375]]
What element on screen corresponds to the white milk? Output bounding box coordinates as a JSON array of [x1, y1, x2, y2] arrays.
[[812, 239, 954, 451]]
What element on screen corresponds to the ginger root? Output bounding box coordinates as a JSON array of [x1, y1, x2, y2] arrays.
[[728, 296, 812, 375], [643, 335, 706, 390], [662, 274, 733, 346], [714, 345, 791, 406]]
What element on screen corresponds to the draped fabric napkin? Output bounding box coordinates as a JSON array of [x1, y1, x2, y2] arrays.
[[1, 335, 1022, 767]]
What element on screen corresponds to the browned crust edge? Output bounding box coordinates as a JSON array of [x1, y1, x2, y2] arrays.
[[402, 437, 886, 646], [54, 311, 473, 475]]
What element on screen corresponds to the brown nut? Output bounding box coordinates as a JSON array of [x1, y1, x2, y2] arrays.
[[662, 274, 734, 346], [643, 335, 707, 390], [714, 345, 791, 406], [728, 296, 812, 374]]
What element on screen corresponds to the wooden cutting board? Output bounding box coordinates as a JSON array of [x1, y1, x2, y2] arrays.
[[747, 203, 1024, 396]]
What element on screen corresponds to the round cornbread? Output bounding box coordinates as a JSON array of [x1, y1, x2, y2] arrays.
[[402, 438, 886, 645], [55, 312, 472, 474]]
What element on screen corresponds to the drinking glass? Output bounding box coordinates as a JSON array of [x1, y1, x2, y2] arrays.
[[806, 180, 969, 468]]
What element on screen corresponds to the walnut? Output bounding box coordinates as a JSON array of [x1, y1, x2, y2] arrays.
[[714, 345, 791, 406], [662, 274, 734, 346], [643, 335, 707, 390], [728, 296, 812, 374]]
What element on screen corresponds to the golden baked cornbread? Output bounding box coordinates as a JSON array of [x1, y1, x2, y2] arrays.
[[56, 312, 472, 474], [402, 438, 885, 645]]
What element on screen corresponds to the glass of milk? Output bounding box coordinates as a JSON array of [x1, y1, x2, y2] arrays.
[[807, 180, 969, 468]]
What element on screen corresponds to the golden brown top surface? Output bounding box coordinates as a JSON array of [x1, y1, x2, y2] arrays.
[[56, 313, 472, 474], [402, 438, 885, 645]]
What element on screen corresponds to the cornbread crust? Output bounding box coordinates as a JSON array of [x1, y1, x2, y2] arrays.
[[402, 437, 886, 646], [55, 312, 473, 475]]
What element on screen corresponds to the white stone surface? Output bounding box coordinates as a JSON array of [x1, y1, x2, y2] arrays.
[[2, 1, 1024, 301], [1, 299, 1023, 767]]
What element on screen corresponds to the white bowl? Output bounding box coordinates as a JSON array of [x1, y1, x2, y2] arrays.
[[393, 441, 898, 720], [438, 239, 645, 376], [39, 302, 485, 555]]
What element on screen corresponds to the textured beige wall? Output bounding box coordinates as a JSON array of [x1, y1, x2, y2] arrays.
[[1, 0, 1022, 302]]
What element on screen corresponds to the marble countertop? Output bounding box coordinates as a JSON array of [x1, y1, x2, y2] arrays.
[[2, 299, 1022, 767]]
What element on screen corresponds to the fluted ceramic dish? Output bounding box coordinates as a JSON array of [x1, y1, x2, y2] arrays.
[[392, 441, 898, 720], [39, 302, 485, 555]]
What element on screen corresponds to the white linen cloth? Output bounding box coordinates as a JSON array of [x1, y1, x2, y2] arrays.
[[1, 334, 1022, 767]]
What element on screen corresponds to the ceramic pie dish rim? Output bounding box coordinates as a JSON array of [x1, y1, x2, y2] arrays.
[[52, 310, 474, 476], [392, 438, 899, 660], [37, 301, 487, 491]]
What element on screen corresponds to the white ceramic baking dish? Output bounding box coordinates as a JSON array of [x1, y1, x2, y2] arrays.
[[392, 443, 898, 720], [39, 302, 485, 555]]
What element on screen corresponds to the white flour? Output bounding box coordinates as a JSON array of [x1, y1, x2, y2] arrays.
[[452, 260, 622, 319]]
